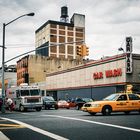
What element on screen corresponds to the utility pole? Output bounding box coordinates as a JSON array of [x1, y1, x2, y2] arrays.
[[1, 13, 35, 113]]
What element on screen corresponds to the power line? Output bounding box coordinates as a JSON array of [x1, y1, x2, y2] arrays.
[[5, 43, 35, 48], [5, 40, 84, 64]]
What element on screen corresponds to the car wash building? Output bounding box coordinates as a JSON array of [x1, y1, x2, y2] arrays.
[[45, 37, 140, 100]]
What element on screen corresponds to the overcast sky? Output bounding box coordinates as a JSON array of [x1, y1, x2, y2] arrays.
[[0, 0, 140, 66]]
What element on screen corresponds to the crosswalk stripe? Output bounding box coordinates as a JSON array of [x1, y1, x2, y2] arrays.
[[0, 124, 25, 130], [0, 131, 10, 140]]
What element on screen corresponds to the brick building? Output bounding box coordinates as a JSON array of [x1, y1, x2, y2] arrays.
[[35, 6, 85, 59]]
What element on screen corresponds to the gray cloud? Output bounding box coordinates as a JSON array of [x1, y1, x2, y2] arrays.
[[0, 0, 140, 65]]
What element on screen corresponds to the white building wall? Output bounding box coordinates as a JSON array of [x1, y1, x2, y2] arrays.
[[46, 58, 126, 90]]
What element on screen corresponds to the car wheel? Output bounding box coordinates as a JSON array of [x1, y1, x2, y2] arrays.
[[36, 107, 41, 111], [20, 105, 24, 112], [102, 106, 112, 115], [45, 106, 49, 110], [124, 111, 130, 115], [89, 112, 96, 115], [45, 106, 47, 110], [55, 105, 58, 110]]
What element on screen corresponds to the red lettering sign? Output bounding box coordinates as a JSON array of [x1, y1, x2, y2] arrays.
[[93, 68, 122, 80], [93, 72, 103, 79], [105, 68, 122, 78]]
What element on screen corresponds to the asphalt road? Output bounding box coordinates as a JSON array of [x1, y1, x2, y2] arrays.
[[0, 109, 140, 140]]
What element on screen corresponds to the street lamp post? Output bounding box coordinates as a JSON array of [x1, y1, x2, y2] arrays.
[[1, 12, 35, 113]]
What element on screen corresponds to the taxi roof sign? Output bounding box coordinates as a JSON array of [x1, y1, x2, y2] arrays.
[[126, 84, 133, 93]]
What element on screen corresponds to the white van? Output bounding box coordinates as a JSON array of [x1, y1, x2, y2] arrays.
[[6, 83, 43, 112]]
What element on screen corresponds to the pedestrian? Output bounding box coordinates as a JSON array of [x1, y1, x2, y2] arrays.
[[6, 98, 14, 111], [0, 98, 2, 111]]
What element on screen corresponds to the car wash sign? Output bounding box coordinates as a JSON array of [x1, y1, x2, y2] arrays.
[[126, 37, 133, 74]]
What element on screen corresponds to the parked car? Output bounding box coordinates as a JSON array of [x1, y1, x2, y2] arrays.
[[42, 96, 58, 110], [82, 93, 140, 115], [57, 100, 70, 109], [74, 97, 94, 110]]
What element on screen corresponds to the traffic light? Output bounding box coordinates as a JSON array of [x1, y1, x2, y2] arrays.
[[82, 45, 89, 56], [77, 46, 82, 56], [77, 44, 89, 56], [85, 46, 89, 56]]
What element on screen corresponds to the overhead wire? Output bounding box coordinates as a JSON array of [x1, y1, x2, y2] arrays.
[[5, 43, 35, 49]]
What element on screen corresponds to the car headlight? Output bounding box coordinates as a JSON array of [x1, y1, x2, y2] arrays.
[[91, 104, 101, 107], [45, 102, 50, 104], [24, 98, 27, 103]]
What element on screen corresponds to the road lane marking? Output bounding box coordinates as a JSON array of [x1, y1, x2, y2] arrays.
[[21, 113, 33, 115], [0, 124, 24, 127], [42, 115, 140, 133], [0, 131, 10, 140], [0, 117, 69, 140], [0, 124, 25, 130], [0, 120, 7, 122]]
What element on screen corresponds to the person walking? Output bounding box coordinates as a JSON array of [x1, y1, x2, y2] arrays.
[[6, 98, 14, 111]]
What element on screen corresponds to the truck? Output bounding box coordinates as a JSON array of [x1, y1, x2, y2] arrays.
[[6, 83, 43, 112]]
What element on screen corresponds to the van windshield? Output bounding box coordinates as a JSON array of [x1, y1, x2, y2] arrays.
[[20, 90, 30, 96], [30, 89, 40, 96]]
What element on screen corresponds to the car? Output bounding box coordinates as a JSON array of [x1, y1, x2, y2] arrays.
[[81, 93, 140, 115], [74, 97, 94, 110], [57, 100, 70, 109], [42, 96, 58, 110]]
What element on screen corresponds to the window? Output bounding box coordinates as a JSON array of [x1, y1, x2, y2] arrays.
[[117, 95, 127, 101], [50, 24, 56, 28], [67, 32, 73, 36], [59, 36, 65, 43], [67, 45, 73, 54], [59, 45, 65, 53], [59, 30, 65, 35], [21, 90, 29, 96], [50, 29, 57, 34], [50, 35, 57, 42], [76, 28, 84, 32], [30, 89, 40, 96], [59, 25, 65, 29], [68, 27, 73, 31], [68, 37, 73, 42], [50, 46, 57, 53], [128, 94, 140, 100]]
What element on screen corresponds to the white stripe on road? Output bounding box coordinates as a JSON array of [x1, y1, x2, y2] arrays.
[[42, 115, 140, 133], [0, 117, 69, 140], [0, 131, 10, 140]]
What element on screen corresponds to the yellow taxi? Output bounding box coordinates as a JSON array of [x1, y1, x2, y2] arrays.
[[81, 93, 140, 115]]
